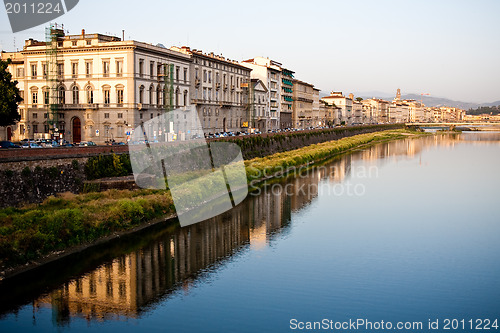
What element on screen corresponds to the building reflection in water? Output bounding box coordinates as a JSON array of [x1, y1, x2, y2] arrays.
[[29, 134, 500, 324]]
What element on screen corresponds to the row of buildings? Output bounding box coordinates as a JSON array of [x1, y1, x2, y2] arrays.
[[0, 27, 466, 144]]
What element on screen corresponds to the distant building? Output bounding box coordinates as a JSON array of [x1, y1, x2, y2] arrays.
[[321, 91, 353, 124]]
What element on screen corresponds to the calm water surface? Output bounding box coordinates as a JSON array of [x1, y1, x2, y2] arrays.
[[1, 133, 500, 332]]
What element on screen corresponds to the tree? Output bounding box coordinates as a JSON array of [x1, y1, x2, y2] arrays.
[[356, 97, 363, 102], [0, 58, 23, 127]]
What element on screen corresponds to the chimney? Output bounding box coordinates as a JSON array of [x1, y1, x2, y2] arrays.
[[81, 29, 85, 37]]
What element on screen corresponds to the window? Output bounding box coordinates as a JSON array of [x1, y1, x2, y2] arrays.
[[85, 61, 92, 77], [118, 113, 123, 119], [116, 60, 123, 77], [183, 68, 187, 82], [17, 67, 24, 77], [149, 86, 153, 104], [208, 71, 212, 83], [103, 61, 110, 77], [150, 61, 154, 78], [44, 125, 49, 133], [139, 86, 144, 104], [32, 124, 38, 133], [195, 68, 199, 80], [72, 62, 78, 78], [32, 91, 38, 105], [57, 63, 64, 77], [72, 86, 79, 104], [42, 64, 47, 79], [86, 40, 91, 45], [58, 86, 65, 104], [203, 70, 207, 82], [72, 41, 77, 46], [86, 86, 93, 104], [183, 90, 187, 106], [33, 113, 38, 119], [104, 113, 110, 119], [176, 66, 180, 81], [103, 89, 110, 105], [44, 90, 49, 105], [139, 59, 144, 77], [117, 88, 124, 105], [31, 63, 37, 79], [140, 113, 143, 119]]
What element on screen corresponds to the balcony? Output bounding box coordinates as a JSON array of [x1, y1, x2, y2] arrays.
[[216, 82, 221, 89], [223, 83, 228, 91], [195, 78, 200, 87]]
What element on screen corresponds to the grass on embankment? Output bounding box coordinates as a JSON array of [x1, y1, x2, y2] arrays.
[[0, 128, 425, 271], [244, 128, 423, 183]]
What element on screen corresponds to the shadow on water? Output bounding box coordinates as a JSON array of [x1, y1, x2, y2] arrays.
[[1, 133, 498, 325]]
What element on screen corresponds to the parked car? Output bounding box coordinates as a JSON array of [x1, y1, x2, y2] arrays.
[[21, 142, 41, 148], [0, 141, 21, 149], [79, 141, 97, 147]]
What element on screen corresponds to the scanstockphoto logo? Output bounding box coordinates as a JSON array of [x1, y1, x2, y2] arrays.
[[129, 107, 248, 228], [4, 0, 79, 33]]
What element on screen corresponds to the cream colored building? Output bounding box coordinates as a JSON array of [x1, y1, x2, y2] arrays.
[[241, 57, 283, 130], [2, 29, 193, 144]]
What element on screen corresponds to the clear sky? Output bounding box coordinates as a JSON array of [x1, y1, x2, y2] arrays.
[[1, 0, 499, 103]]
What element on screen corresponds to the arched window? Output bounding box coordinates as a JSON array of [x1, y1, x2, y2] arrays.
[[139, 85, 145, 104], [175, 88, 180, 108], [149, 85, 154, 105], [183, 90, 187, 106], [86, 86, 93, 104], [156, 86, 161, 106], [58, 86, 65, 104], [72, 86, 79, 104], [102, 85, 111, 106]]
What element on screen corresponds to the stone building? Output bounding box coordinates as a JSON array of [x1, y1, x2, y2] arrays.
[[292, 79, 315, 129], [171, 46, 251, 133], [321, 92, 353, 125]]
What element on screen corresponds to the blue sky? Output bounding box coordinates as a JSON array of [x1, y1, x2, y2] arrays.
[[1, 0, 499, 103]]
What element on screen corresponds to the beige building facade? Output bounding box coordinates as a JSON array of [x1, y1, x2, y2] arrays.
[[2, 30, 193, 144]]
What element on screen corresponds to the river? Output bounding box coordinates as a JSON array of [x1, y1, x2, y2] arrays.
[[1, 132, 500, 332]]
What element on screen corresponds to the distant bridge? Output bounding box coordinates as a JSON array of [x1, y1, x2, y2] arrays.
[[407, 122, 500, 126]]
